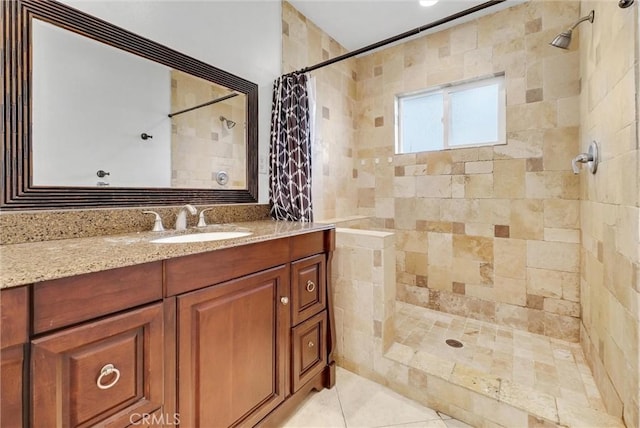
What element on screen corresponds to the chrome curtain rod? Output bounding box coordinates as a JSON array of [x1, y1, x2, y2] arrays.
[[168, 92, 239, 118], [286, 0, 506, 76]]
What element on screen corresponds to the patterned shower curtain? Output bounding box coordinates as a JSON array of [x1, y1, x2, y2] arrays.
[[269, 73, 313, 222]]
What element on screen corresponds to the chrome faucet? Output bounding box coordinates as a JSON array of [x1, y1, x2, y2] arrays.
[[175, 204, 197, 230]]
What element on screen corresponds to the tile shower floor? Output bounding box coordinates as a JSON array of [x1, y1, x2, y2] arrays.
[[281, 367, 472, 428], [393, 301, 605, 412], [283, 303, 624, 427]]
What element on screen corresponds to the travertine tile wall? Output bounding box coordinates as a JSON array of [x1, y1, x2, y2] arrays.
[[171, 70, 246, 189], [578, 1, 639, 426], [329, 228, 623, 428], [354, 1, 584, 342], [332, 228, 396, 373], [281, 2, 358, 220]]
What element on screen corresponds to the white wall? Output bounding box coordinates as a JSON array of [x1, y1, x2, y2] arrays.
[[60, 0, 283, 202], [32, 20, 172, 187]]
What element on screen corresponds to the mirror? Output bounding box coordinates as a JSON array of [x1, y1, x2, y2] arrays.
[[32, 19, 247, 190], [2, 0, 258, 210]]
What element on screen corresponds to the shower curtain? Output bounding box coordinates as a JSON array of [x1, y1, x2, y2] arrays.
[[269, 72, 314, 222]]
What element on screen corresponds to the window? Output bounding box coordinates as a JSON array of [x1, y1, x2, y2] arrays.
[[395, 75, 505, 154]]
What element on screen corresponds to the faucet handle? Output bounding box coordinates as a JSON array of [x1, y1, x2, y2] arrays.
[[571, 141, 599, 175], [143, 211, 165, 232], [197, 208, 215, 227], [571, 153, 590, 174]]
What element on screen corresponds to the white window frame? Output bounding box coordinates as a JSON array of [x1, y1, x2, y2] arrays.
[[395, 74, 506, 154]]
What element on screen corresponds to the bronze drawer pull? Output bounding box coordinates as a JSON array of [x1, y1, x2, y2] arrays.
[[96, 364, 121, 390], [308, 341, 315, 348], [306, 280, 316, 293], [280, 296, 289, 305]]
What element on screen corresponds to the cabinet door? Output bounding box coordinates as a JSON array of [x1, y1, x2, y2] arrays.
[[177, 265, 289, 428], [31, 303, 164, 428], [290, 254, 326, 326]]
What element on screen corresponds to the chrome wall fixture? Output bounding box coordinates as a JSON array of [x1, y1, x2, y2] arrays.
[[219, 116, 236, 129], [571, 141, 599, 175], [549, 10, 594, 49], [215, 171, 229, 185]]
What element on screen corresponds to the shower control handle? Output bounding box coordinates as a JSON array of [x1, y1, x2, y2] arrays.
[[571, 154, 591, 174], [197, 208, 215, 227], [96, 170, 110, 178], [571, 141, 598, 175]]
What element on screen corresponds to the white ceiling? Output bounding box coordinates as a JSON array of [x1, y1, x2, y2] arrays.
[[287, 0, 523, 52]]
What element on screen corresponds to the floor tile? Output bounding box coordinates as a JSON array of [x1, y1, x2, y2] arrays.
[[280, 387, 346, 428], [392, 301, 606, 412], [442, 419, 474, 428], [436, 412, 452, 420], [281, 367, 465, 428], [336, 368, 441, 428], [378, 421, 448, 428]]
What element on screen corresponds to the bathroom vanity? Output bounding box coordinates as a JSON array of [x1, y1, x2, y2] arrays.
[[0, 223, 336, 427]]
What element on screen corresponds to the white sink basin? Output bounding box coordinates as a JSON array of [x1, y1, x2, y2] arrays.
[[151, 231, 252, 244]]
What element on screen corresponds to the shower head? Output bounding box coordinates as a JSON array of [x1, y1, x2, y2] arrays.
[[550, 10, 594, 49], [219, 116, 236, 129], [550, 31, 573, 49]]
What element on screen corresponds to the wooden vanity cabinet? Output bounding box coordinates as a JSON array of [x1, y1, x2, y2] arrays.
[[0, 228, 335, 428], [168, 229, 336, 428], [1, 286, 29, 428]]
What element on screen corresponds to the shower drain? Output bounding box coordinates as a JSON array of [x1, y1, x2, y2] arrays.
[[445, 339, 464, 348]]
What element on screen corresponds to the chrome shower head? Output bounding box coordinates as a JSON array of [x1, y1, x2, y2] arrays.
[[219, 116, 236, 129], [550, 10, 594, 49], [550, 30, 573, 49]]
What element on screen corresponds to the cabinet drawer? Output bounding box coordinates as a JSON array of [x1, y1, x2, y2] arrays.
[[291, 254, 326, 326], [291, 311, 327, 393], [33, 262, 162, 334], [31, 303, 164, 428], [290, 231, 327, 260], [165, 238, 289, 296]]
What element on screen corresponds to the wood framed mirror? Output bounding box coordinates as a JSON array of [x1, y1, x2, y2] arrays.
[[2, 0, 258, 210]]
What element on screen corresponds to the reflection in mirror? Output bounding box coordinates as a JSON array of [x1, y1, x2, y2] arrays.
[[32, 19, 247, 190], [170, 70, 247, 189]]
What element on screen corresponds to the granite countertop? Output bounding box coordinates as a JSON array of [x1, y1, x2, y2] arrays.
[[0, 220, 334, 289]]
